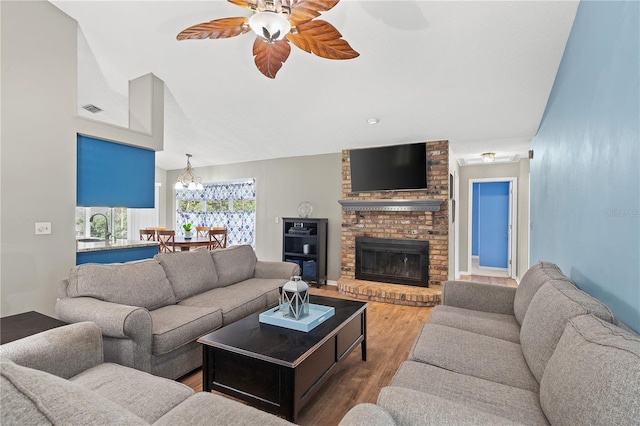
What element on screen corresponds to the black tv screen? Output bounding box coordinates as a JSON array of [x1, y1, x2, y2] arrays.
[[350, 142, 427, 192]]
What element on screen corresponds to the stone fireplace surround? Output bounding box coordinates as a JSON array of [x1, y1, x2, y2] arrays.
[[337, 140, 449, 307]]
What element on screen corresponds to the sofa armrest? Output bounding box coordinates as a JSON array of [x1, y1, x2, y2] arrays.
[[0, 322, 103, 379], [442, 280, 516, 315], [254, 260, 300, 279], [339, 403, 397, 426], [55, 297, 153, 372]]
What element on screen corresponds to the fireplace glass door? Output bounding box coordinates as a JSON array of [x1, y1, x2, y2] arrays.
[[356, 237, 429, 287]]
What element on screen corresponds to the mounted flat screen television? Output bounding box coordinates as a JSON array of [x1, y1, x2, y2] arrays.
[[350, 142, 427, 192]]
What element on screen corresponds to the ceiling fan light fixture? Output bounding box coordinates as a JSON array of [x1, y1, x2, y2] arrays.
[[249, 11, 291, 43]]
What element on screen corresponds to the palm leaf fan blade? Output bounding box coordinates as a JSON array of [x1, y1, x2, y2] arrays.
[[252, 38, 291, 78], [287, 20, 358, 59], [177, 17, 250, 40], [289, 0, 340, 25]]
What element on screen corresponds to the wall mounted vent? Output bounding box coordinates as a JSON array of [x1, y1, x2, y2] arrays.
[[82, 104, 103, 114]]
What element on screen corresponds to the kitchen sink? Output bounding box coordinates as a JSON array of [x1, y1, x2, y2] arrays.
[[76, 238, 104, 243]]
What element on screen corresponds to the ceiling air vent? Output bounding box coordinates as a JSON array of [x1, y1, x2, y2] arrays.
[[82, 104, 103, 114]]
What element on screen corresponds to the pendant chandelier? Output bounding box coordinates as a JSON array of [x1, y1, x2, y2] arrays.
[[174, 154, 204, 190]]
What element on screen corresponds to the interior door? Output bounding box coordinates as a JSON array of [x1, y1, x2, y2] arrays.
[[478, 182, 510, 269]]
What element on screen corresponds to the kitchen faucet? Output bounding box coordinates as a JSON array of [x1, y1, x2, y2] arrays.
[[89, 213, 112, 241]]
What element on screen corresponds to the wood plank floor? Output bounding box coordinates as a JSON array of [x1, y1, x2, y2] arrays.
[[179, 277, 514, 425]]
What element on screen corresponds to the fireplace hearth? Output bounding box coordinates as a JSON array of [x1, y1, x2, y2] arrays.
[[355, 237, 429, 287]]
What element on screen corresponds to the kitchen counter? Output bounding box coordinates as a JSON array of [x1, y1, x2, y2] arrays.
[[76, 239, 158, 253]]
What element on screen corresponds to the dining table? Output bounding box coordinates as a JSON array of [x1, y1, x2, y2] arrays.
[[172, 235, 212, 252]]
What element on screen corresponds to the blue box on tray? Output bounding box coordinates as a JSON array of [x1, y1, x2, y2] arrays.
[[259, 303, 335, 332]]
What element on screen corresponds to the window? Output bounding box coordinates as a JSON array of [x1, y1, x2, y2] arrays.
[[176, 179, 256, 247], [75, 207, 129, 239]]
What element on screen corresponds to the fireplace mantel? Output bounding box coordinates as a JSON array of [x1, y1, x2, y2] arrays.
[[338, 199, 443, 212]]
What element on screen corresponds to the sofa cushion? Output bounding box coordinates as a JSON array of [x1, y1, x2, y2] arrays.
[[150, 305, 222, 355], [71, 362, 193, 423], [513, 261, 571, 325], [211, 245, 257, 287], [68, 259, 176, 310], [520, 280, 615, 383], [179, 279, 272, 325], [0, 361, 146, 425], [428, 304, 521, 343], [540, 315, 640, 425], [377, 386, 518, 425], [156, 249, 219, 301], [155, 391, 294, 425], [409, 323, 538, 392], [391, 361, 549, 425]]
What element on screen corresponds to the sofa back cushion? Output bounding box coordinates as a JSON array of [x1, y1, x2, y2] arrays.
[[520, 280, 614, 383], [211, 245, 257, 287], [540, 315, 640, 425], [513, 261, 571, 324], [0, 360, 147, 425], [156, 249, 219, 301], [68, 259, 176, 310]]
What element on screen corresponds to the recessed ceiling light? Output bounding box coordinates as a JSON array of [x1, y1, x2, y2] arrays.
[[367, 118, 379, 125]]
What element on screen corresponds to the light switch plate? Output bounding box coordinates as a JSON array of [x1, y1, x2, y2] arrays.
[[35, 222, 51, 235]]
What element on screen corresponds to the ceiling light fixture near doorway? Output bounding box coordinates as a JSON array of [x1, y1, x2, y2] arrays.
[[174, 154, 204, 190], [367, 118, 379, 125], [481, 152, 496, 163]]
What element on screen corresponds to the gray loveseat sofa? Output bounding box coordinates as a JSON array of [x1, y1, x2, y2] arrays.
[[340, 262, 640, 425], [1, 322, 292, 425], [56, 245, 298, 379]]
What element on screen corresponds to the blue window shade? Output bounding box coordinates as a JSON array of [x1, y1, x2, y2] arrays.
[[77, 135, 155, 207]]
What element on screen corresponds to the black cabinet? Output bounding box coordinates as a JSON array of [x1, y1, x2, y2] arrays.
[[282, 218, 328, 287]]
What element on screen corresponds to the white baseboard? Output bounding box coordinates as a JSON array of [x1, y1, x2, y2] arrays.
[[326, 280, 338, 287], [458, 270, 469, 277]]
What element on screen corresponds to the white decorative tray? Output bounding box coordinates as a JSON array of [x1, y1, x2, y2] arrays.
[[259, 303, 335, 332]]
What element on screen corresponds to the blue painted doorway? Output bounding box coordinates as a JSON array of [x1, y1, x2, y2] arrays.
[[472, 181, 510, 269]]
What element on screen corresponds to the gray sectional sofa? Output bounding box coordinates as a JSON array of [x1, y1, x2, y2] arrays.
[[56, 245, 298, 379], [1, 322, 292, 425], [340, 262, 640, 425]]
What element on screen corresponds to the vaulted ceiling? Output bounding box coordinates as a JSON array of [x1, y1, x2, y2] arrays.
[[50, 0, 579, 170]]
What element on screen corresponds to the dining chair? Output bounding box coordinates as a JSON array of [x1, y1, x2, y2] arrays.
[[196, 226, 211, 238], [208, 228, 228, 250], [139, 229, 156, 241], [157, 230, 176, 253]]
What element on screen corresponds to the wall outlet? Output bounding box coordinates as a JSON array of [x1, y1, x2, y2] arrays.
[[35, 222, 51, 235]]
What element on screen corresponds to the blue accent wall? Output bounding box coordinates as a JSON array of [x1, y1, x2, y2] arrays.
[[472, 183, 479, 256], [478, 182, 510, 269], [531, 0, 639, 332], [77, 135, 155, 207]]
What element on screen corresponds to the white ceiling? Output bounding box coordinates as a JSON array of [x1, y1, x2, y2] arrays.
[[50, 0, 579, 170]]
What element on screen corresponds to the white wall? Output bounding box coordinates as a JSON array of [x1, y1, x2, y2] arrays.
[[1, 1, 78, 317], [165, 154, 343, 281]]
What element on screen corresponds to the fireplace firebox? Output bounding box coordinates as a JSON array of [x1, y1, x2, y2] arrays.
[[355, 237, 429, 287]]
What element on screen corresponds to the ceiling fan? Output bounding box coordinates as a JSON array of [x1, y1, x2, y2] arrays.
[[177, 0, 359, 79]]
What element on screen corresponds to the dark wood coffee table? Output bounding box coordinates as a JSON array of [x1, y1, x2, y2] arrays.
[[1, 311, 67, 344], [198, 295, 367, 422]]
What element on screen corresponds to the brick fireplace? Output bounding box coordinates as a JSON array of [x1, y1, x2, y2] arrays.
[[337, 140, 449, 306]]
